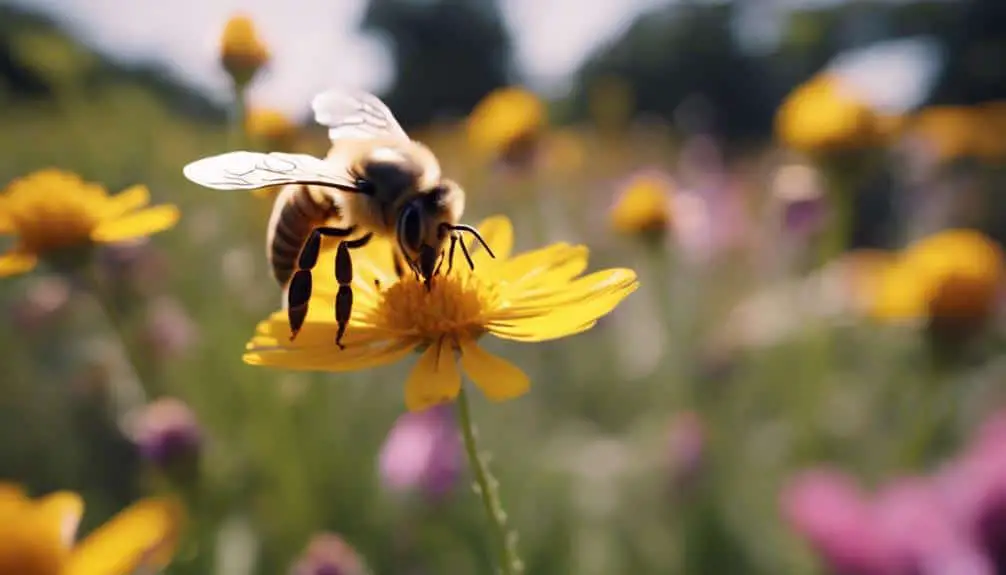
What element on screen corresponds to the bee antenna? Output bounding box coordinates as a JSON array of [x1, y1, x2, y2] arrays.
[[449, 224, 495, 259]]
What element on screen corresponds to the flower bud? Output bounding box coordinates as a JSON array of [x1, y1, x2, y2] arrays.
[[127, 398, 202, 483], [219, 15, 269, 89], [378, 404, 462, 501], [289, 533, 368, 575]]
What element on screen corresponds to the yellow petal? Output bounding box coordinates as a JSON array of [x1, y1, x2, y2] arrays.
[[36, 491, 84, 548], [488, 319, 597, 342], [404, 338, 461, 411], [90, 206, 180, 243], [459, 338, 529, 401], [0, 212, 15, 234], [506, 268, 638, 309], [244, 338, 416, 372], [472, 215, 514, 265], [64, 497, 184, 575], [0, 250, 37, 277], [499, 244, 589, 289], [104, 185, 150, 218]]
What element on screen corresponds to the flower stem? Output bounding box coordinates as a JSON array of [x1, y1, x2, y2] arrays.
[[79, 265, 149, 418], [456, 386, 522, 575]]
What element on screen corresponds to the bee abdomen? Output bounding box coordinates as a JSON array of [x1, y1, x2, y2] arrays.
[[267, 184, 339, 286]]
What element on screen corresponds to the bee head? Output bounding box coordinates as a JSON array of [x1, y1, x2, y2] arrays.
[[396, 181, 465, 280]]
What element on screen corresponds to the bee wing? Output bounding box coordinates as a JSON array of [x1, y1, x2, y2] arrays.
[[182, 151, 356, 191], [311, 89, 410, 143]]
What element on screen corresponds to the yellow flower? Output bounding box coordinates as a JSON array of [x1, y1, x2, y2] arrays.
[[244, 216, 638, 411], [0, 169, 180, 277], [0, 483, 183, 575], [467, 87, 546, 166], [219, 14, 269, 87], [609, 171, 673, 237], [775, 73, 892, 153], [907, 103, 1006, 164], [245, 107, 298, 151], [870, 229, 1005, 324]]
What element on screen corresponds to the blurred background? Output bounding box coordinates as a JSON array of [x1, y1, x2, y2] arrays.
[[1, 0, 1005, 573]]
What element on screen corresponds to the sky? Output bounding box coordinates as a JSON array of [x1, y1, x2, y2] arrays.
[[6, 0, 922, 118], [8, 0, 675, 116]]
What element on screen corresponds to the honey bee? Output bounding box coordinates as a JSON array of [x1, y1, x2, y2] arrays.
[[182, 89, 493, 349]]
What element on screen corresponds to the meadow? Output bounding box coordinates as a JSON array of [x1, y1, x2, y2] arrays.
[[2, 10, 1006, 575]]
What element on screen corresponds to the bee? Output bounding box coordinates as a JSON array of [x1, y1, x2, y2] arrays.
[[182, 89, 493, 349]]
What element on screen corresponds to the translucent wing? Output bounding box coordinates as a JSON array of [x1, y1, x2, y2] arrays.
[[311, 89, 409, 143], [182, 151, 356, 191]]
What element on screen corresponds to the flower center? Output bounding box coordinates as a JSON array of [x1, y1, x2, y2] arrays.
[[13, 198, 99, 253], [375, 272, 500, 341]]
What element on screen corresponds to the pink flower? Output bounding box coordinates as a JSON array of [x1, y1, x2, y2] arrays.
[[378, 404, 462, 500]]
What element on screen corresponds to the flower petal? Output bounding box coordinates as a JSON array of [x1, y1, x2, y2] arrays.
[[0, 213, 15, 234], [488, 319, 597, 342], [245, 335, 416, 371], [472, 215, 514, 265], [404, 338, 461, 411], [498, 244, 589, 288], [37, 491, 84, 549], [0, 250, 37, 277], [64, 497, 184, 575], [504, 268, 639, 310], [104, 185, 150, 219], [91, 206, 180, 243], [459, 338, 529, 401]]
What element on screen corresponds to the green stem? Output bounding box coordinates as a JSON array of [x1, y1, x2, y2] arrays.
[[229, 84, 248, 150], [456, 386, 522, 575], [80, 265, 150, 418]]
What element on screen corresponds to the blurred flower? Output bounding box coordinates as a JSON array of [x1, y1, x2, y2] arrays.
[[666, 411, 705, 491], [0, 170, 179, 277], [905, 102, 1006, 165], [775, 73, 898, 154], [870, 229, 1005, 330], [0, 483, 183, 575], [10, 274, 71, 330], [782, 469, 899, 575], [142, 297, 200, 362], [769, 162, 828, 238], [219, 14, 269, 88], [244, 215, 638, 411], [467, 87, 546, 168], [378, 404, 462, 500], [126, 397, 202, 482], [289, 532, 367, 575], [609, 170, 673, 239], [245, 107, 298, 151]]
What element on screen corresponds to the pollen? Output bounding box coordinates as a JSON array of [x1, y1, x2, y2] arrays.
[[375, 272, 500, 340]]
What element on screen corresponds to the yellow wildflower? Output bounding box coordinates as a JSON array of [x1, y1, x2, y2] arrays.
[[609, 171, 673, 237], [0, 483, 183, 575], [244, 216, 638, 411], [907, 103, 1006, 164], [0, 169, 180, 277], [870, 229, 1005, 325], [775, 73, 892, 153], [245, 107, 298, 151], [467, 87, 546, 166], [219, 14, 269, 87]]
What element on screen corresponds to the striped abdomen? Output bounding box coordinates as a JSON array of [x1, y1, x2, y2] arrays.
[[266, 184, 340, 286]]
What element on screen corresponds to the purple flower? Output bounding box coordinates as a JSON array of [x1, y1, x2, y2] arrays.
[[782, 468, 899, 575], [127, 397, 202, 480], [378, 404, 462, 501], [142, 296, 200, 362], [289, 533, 367, 575]]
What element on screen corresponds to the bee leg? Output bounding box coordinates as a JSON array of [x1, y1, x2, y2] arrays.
[[458, 237, 476, 270], [334, 232, 374, 350], [288, 225, 356, 341]]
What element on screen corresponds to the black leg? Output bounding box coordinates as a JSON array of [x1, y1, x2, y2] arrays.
[[458, 237, 475, 270], [333, 232, 373, 349], [288, 226, 355, 341], [446, 233, 459, 275]]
